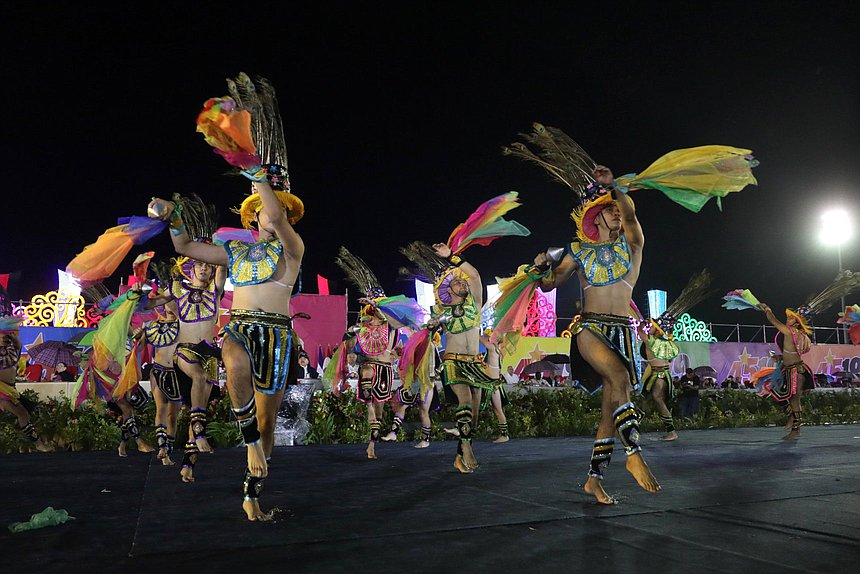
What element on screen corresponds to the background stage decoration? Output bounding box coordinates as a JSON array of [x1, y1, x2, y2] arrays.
[[672, 312, 717, 342]]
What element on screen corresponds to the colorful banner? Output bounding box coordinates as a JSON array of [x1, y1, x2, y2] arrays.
[[500, 336, 572, 373]]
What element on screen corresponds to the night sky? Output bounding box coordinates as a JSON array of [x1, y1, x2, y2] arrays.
[[2, 2, 858, 333]]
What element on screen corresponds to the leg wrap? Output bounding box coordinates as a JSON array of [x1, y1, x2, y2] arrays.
[[792, 408, 803, 431], [124, 416, 141, 440], [181, 441, 199, 469], [189, 408, 208, 440], [659, 415, 675, 433], [390, 414, 404, 435], [587, 437, 615, 480], [243, 468, 265, 501], [613, 402, 642, 455], [20, 421, 39, 442], [497, 422, 509, 437], [119, 419, 130, 443], [456, 405, 473, 443], [369, 420, 381, 442], [420, 425, 432, 442], [155, 424, 169, 451], [232, 397, 261, 446], [167, 434, 176, 455]]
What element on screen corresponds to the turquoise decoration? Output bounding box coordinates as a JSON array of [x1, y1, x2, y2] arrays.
[[672, 313, 716, 342]]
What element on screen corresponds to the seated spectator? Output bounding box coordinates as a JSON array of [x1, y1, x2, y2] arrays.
[[51, 362, 77, 382]]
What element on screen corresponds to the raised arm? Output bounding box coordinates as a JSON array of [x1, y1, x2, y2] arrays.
[[595, 165, 643, 249], [253, 180, 304, 261], [758, 304, 792, 336], [147, 198, 229, 266]]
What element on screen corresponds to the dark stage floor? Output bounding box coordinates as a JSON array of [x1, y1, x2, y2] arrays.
[[2, 425, 860, 574]]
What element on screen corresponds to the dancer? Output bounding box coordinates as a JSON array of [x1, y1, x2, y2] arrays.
[[143, 289, 182, 464], [533, 167, 659, 502], [333, 246, 425, 459], [639, 269, 714, 441], [753, 304, 814, 439], [508, 123, 758, 503], [151, 72, 304, 520], [479, 330, 509, 443], [0, 316, 51, 452], [637, 322, 679, 441], [728, 272, 860, 439], [146, 195, 224, 479]]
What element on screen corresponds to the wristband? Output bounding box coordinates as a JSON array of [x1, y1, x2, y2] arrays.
[[240, 166, 267, 182], [447, 254, 463, 266]]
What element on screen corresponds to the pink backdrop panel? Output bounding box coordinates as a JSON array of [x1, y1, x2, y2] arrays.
[[287, 294, 348, 369]]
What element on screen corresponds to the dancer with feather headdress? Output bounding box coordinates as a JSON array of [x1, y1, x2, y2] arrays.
[[332, 247, 428, 457], [150, 73, 304, 521], [637, 269, 716, 441], [751, 270, 860, 439], [399, 192, 530, 473]]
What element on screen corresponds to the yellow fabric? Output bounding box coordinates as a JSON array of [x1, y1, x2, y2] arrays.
[[0, 380, 20, 402], [615, 145, 757, 196]]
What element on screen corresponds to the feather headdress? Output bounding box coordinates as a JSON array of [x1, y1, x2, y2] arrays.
[[653, 269, 716, 336], [502, 122, 597, 201], [791, 270, 860, 333], [335, 246, 385, 299]]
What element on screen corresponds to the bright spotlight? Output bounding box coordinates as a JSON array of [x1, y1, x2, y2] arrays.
[[819, 209, 853, 246]]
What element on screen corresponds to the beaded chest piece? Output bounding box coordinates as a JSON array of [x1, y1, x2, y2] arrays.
[[357, 323, 390, 357], [144, 321, 180, 348], [225, 238, 283, 286], [171, 279, 217, 323], [569, 235, 631, 287], [435, 292, 480, 334]]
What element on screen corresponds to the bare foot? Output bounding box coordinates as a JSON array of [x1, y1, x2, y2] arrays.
[[625, 453, 661, 493], [461, 442, 479, 469], [493, 435, 510, 444], [247, 443, 268, 478], [118, 442, 128, 457], [661, 432, 678, 441], [454, 455, 473, 474], [380, 431, 397, 442], [782, 429, 800, 440], [414, 440, 430, 449], [443, 427, 460, 437], [195, 436, 214, 453], [366, 442, 377, 459], [34, 440, 53, 453], [161, 456, 175, 466], [243, 499, 274, 522], [180, 467, 194, 483], [136, 439, 156, 453], [584, 476, 618, 504]]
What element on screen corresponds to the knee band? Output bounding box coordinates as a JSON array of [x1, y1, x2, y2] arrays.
[[659, 415, 675, 433], [20, 421, 39, 442], [181, 441, 199, 469], [456, 405, 473, 443], [243, 468, 265, 501], [190, 408, 208, 440], [232, 398, 261, 446], [588, 437, 615, 480], [369, 420, 381, 442], [613, 402, 642, 455]]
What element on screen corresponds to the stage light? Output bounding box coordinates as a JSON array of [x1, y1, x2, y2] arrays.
[[819, 209, 853, 246]]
